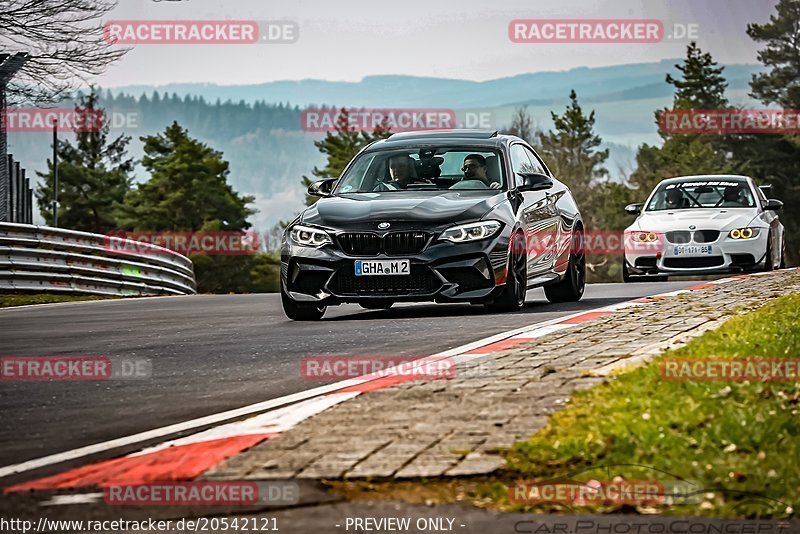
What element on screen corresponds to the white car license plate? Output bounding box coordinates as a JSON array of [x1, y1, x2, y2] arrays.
[[673, 245, 713, 256], [355, 259, 410, 276]]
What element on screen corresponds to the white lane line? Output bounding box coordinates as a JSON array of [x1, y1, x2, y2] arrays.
[[0, 382, 366, 478], [129, 392, 358, 457], [40, 493, 104, 506], [0, 280, 725, 480], [0, 307, 598, 479]]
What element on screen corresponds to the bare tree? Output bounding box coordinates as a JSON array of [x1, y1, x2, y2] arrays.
[[0, 0, 128, 105], [506, 105, 535, 143]]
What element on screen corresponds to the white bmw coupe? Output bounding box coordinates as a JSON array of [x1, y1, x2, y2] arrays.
[[622, 175, 785, 282]]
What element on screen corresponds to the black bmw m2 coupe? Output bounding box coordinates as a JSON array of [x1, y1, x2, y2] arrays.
[[280, 130, 585, 320]]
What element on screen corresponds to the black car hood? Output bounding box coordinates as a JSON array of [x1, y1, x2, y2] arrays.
[[302, 191, 506, 228]]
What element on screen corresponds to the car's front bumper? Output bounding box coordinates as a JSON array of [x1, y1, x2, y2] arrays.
[[624, 231, 768, 277], [281, 233, 512, 305]]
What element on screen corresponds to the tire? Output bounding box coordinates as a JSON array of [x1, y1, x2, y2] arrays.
[[763, 233, 774, 272], [359, 300, 394, 310], [623, 260, 667, 283], [485, 232, 527, 313], [281, 285, 326, 321], [622, 259, 634, 283], [779, 235, 786, 269], [544, 227, 586, 302]]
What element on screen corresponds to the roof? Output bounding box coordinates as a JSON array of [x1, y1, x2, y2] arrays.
[[385, 130, 498, 141], [659, 174, 752, 183], [369, 130, 520, 151]]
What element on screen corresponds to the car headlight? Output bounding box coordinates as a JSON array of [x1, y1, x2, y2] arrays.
[[631, 231, 659, 242], [289, 225, 332, 247], [728, 227, 760, 240], [439, 221, 502, 243]]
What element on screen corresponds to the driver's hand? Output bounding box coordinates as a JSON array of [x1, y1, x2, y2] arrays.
[[489, 182, 501, 189]]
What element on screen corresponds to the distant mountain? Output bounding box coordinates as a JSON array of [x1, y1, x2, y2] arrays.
[[107, 60, 764, 109], [9, 60, 766, 231]]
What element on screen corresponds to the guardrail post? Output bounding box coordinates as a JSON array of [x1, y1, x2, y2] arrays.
[[0, 52, 30, 223], [3, 154, 10, 222], [13, 159, 21, 223], [22, 169, 30, 224], [22, 169, 33, 224]]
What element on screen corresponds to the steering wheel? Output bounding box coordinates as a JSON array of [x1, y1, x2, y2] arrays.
[[373, 181, 396, 192]]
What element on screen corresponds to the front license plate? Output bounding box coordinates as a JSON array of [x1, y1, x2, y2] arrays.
[[673, 245, 713, 256], [355, 259, 410, 276]]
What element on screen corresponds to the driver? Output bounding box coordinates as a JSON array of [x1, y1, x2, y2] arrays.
[[374, 155, 421, 190], [462, 154, 501, 189], [665, 188, 686, 209]]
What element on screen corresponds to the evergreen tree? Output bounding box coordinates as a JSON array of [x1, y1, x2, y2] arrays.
[[301, 108, 391, 205], [535, 90, 609, 227], [630, 43, 733, 196], [35, 88, 133, 233], [118, 122, 254, 231], [747, 0, 800, 108], [731, 0, 800, 263], [664, 41, 729, 110]]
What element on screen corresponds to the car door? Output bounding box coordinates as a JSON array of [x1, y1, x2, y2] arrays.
[[509, 143, 560, 276]]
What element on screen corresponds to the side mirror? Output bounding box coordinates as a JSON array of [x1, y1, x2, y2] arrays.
[[307, 178, 337, 198], [624, 203, 643, 215], [517, 172, 553, 192], [764, 199, 783, 211]]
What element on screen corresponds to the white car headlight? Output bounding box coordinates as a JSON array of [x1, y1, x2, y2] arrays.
[[630, 231, 659, 242], [728, 227, 760, 240], [289, 225, 332, 247], [439, 221, 502, 243]]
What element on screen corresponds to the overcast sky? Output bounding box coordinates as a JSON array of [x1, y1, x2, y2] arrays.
[[95, 0, 776, 87]]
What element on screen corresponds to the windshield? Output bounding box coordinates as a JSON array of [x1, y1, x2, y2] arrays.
[[645, 179, 755, 211], [333, 146, 505, 193]]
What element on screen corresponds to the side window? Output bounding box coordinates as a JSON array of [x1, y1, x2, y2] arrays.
[[523, 146, 548, 175], [510, 144, 536, 178], [755, 184, 768, 207]]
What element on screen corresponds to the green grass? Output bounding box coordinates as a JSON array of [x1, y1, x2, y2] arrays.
[[492, 294, 800, 518], [0, 293, 122, 308]]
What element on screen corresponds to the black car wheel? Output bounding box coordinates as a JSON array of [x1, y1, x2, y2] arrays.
[[622, 260, 634, 283], [763, 232, 774, 271], [779, 238, 786, 269], [544, 227, 586, 302], [485, 232, 526, 313], [281, 285, 326, 321], [622, 260, 667, 283]]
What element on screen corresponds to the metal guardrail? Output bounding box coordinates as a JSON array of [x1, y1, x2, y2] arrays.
[[0, 223, 196, 296]]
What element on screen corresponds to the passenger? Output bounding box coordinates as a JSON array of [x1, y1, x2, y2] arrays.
[[462, 154, 501, 189], [720, 186, 744, 207]]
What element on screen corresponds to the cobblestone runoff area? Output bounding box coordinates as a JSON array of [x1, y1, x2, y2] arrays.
[[205, 271, 800, 481]]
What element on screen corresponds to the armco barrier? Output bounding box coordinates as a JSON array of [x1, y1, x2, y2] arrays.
[[0, 223, 196, 296]]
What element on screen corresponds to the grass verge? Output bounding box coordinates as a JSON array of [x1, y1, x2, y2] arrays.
[[489, 293, 800, 518], [331, 293, 800, 519]]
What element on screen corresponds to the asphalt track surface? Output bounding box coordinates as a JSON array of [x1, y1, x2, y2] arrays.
[[0, 281, 696, 477]]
